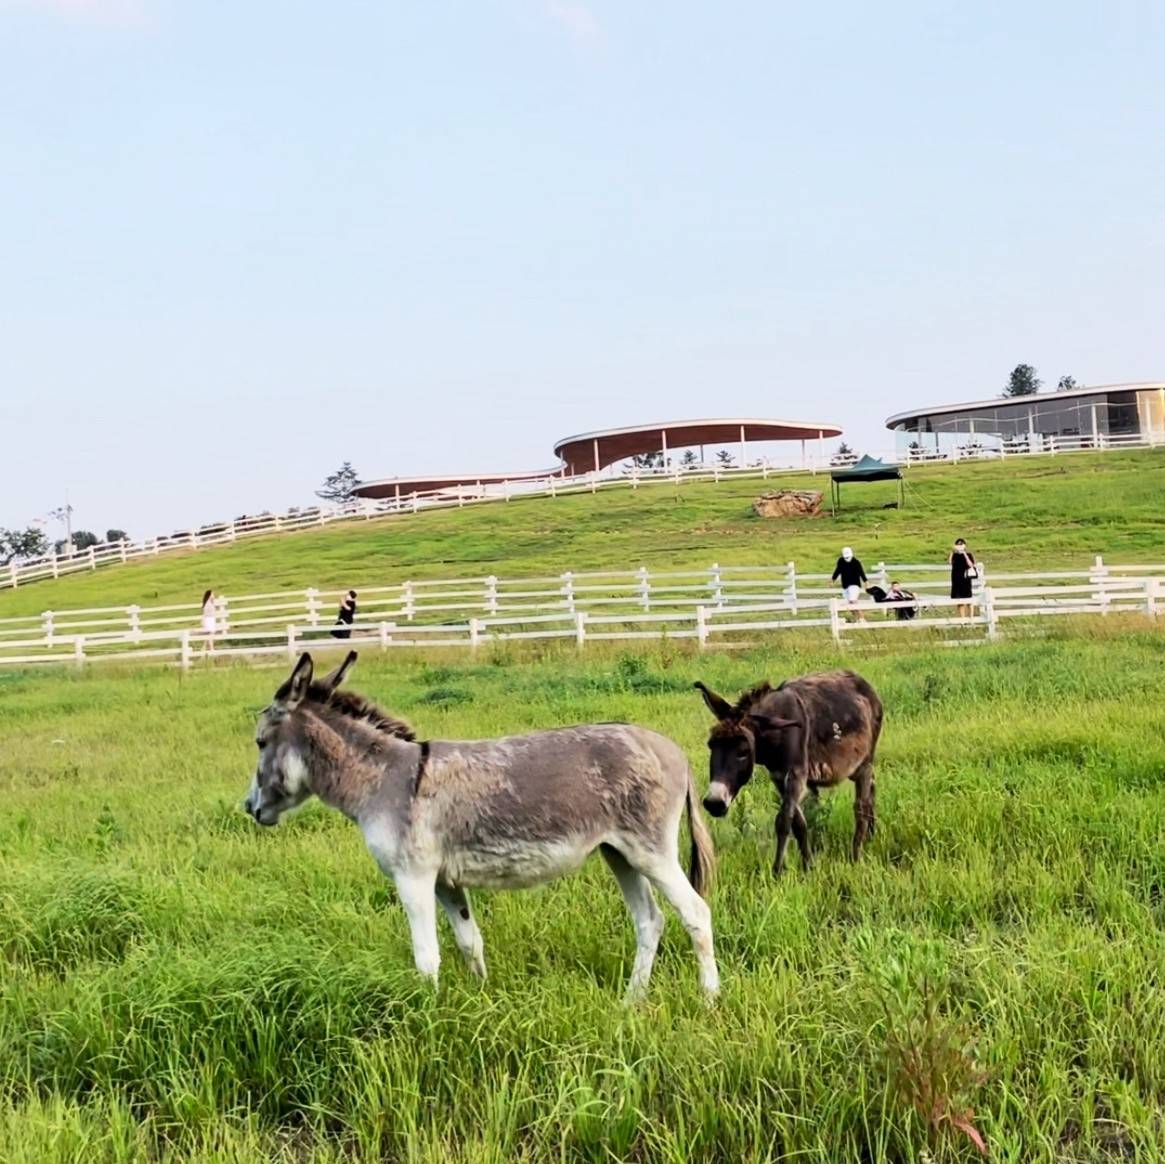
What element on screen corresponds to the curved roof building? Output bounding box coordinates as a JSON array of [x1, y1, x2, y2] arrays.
[[353, 415, 843, 501], [553, 418, 841, 475], [886, 381, 1165, 444]]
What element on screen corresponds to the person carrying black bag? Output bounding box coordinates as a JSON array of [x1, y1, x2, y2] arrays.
[[330, 590, 357, 639]]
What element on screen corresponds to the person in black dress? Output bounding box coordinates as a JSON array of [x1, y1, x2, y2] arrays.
[[331, 590, 357, 639], [948, 539, 976, 618]]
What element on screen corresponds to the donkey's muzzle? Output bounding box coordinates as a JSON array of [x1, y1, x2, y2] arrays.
[[702, 790, 731, 818]]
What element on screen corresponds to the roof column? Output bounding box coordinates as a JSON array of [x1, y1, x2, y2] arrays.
[[593, 438, 600, 474], [661, 427, 668, 467], [739, 424, 746, 467]]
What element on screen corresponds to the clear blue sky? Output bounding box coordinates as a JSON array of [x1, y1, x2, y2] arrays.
[[2, 0, 1161, 539]]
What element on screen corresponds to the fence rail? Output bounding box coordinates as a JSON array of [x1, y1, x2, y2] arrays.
[[4, 433, 1161, 592], [1, 556, 1162, 669]]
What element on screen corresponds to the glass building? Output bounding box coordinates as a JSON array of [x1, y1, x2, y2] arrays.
[[885, 382, 1165, 455]]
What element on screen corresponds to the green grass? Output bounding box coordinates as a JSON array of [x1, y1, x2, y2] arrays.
[[2, 449, 1164, 617], [3, 629, 1165, 1161], [3, 450, 1165, 1158]]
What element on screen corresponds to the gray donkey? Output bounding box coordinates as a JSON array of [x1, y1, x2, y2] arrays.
[[244, 652, 719, 1001]]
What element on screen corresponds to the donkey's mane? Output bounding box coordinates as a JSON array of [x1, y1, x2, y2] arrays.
[[308, 685, 416, 741], [735, 681, 774, 714]]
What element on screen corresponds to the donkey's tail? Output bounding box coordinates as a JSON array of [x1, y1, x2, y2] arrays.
[[685, 770, 716, 898]]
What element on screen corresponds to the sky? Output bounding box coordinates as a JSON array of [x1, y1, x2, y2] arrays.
[[1, 0, 1162, 540]]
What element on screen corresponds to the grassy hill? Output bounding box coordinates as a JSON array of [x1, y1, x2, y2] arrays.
[[2, 449, 1163, 616], [3, 449, 1165, 1161]]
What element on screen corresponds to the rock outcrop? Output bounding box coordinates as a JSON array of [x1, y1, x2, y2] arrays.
[[752, 489, 824, 519]]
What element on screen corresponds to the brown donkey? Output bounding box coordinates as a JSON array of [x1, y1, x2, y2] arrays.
[[695, 670, 883, 875], [244, 652, 719, 1001]]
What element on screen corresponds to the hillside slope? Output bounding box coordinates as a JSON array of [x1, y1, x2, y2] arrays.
[[2, 450, 1162, 616]]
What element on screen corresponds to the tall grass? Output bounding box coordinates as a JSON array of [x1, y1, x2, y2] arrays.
[[2, 628, 1164, 1160]]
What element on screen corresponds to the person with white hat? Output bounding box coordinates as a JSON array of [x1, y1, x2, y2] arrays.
[[831, 546, 868, 621]]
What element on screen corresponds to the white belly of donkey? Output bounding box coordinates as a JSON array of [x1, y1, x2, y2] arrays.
[[440, 834, 597, 890]]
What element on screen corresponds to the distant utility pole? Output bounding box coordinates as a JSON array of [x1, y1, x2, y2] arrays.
[[49, 497, 74, 554]]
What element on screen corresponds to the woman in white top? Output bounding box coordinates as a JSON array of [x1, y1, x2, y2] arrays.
[[200, 588, 216, 655]]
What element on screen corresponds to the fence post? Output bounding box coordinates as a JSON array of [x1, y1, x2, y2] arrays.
[[74, 637, 85, 667], [403, 581, 416, 620], [190, 530, 199, 549], [637, 566, 651, 611], [87, 545, 97, 570], [287, 625, 298, 660], [378, 621, 395, 650], [709, 562, 723, 606], [128, 604, 142, 643], [180, 630, 192, 670], [119, 540, 128, 563], [785, 561, 798, 613], [485, 575, 499, 615], [982, 587, 999, 640], [549, 476, 557, 498], [42, 610, 54, 646], [876, 561, 888, 588], [829, 598, 842, 643], [695, 604, 708, 648], [575, 610, 588, 647], [228, 520, 238, 541], [216, 596, 229, 636], [153, 538, 160, 555], [305, 588, 321, 625], [561, 571, 576, 614], [1090, 555, 1109, 614], [469, 618, 481, 649], [1145, 577, 1158, 619]]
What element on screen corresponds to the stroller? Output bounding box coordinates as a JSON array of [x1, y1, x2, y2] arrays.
[[866, 584, 918, 620]]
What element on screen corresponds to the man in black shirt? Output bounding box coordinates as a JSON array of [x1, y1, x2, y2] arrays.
[[831, 547, 868, 621]]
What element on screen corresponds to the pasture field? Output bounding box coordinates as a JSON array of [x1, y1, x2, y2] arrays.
[[2, 449, 1164, 616], [3, 626, 1165, 1162]]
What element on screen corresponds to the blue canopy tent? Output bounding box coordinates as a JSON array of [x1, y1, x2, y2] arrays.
[[829, 455, 904, 514]]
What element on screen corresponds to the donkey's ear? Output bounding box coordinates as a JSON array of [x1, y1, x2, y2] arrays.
[[275, 652, 314, 710], [319, 650, 357, 693], [694, 681, 734, 721], [750, 714, 800, 733]]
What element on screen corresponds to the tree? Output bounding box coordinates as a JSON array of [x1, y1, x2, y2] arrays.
[[680, 449, 699, 471], [837, 441, 853, 456], [715, 449, 735, 468], [626, 451, 664, 471], [316, 462, 363, 503], [1004, 364, 1041, 397], [0, 526, 48, 566], [1056, 375, 1078, 392], [56, 530, 99, 554], [105, 529, 129, 543]]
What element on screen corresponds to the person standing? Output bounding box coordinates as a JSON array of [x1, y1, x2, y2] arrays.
[[831, 546, 868, 621], [331, 590, 358, 639], [200, 588, 217, 656], [949, 538, 977, 618]]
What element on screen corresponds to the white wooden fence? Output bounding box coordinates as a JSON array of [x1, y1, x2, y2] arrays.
[[3, 433, 1159, 592], [1, 556, 1161, 670]]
